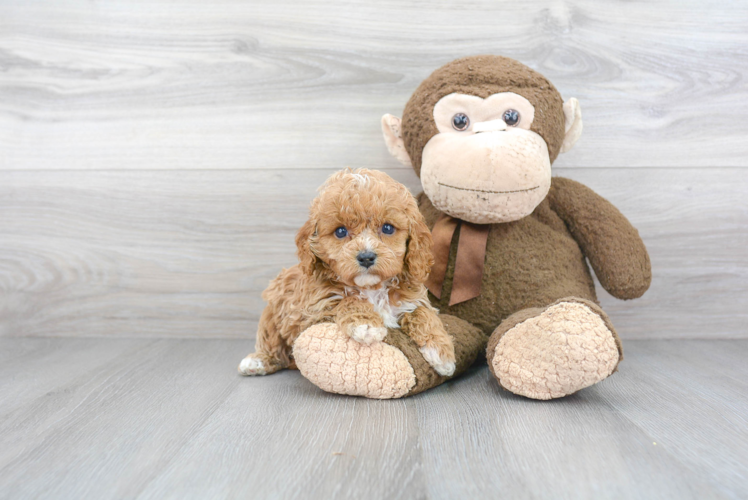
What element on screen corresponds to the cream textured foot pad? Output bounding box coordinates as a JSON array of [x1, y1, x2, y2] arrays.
[[293, 323, 416, 399], [492, 302, 619, 400]]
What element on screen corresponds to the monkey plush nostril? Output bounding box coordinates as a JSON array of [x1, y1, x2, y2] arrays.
[[472, 118, 508, 134], [356, 250, 377, 269]]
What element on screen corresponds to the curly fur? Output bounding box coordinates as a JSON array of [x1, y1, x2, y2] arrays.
[[239, 168, 456, 377]]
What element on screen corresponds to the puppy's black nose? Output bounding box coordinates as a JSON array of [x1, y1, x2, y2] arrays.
[[356, 250, 377, 269]]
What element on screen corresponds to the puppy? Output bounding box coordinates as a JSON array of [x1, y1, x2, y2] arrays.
[[238, 168, 456, 377]]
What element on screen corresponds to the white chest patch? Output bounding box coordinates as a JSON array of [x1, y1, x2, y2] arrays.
[[349, 286, 419, 329]]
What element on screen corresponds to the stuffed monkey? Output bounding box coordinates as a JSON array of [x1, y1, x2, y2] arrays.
[[294, 55, 651, 399]]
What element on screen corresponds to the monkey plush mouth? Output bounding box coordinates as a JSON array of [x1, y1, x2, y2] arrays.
[[438, 182, 540, 194]]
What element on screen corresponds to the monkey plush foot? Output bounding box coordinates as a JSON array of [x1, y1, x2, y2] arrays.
[[293, 315, 486, 399], [487, 297, 623, 400]]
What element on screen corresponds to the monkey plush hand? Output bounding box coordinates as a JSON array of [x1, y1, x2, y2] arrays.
[[379, 55, 651, 399]]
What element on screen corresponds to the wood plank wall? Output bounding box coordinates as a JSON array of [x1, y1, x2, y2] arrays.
[[1, 0, 746, 339]]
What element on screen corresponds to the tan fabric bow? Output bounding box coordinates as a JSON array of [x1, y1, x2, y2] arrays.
[[425, 214, 490, 306]]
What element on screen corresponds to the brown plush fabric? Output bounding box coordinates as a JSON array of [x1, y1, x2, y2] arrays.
[[547, 178, 652, 299], [419, 184, 605, 336], [384, 314, 487, 396], [402, 55, 566, 176], [485, 296, 624, 389], [418, 177, 651, 334]]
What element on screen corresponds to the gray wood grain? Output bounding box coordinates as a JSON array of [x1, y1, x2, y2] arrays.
[[600, 341, 748, 499], [1, 167, 746, 340], [0, 338, 745, 499], [1, 0, 747, 171], [0, 337, 153, 416], [0, 338, 241, 499]]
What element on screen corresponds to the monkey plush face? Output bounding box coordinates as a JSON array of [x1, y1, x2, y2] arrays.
[[382, 55, 583, 224], [420, 91, 552, 223]]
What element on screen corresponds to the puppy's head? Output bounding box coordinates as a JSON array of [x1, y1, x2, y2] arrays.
[[296, 168, 433, 288]]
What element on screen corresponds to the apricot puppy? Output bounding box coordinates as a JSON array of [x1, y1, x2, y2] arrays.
[[238, 168, 456, 377]]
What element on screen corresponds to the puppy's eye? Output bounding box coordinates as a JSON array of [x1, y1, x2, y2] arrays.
[[381, 223, 395, 235], [503, 109, 520, 127], [452, 113, 470, 131], [334, 227, 348, 238]]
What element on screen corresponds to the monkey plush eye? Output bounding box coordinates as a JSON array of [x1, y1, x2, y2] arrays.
[[381, 223, 395, 235], [451, 113, 470, 131], [502, 109, 520, 126], [334, 227, 348, 238]]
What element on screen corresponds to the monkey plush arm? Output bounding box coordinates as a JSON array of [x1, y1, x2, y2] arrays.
[[547, 177, 651, 300]]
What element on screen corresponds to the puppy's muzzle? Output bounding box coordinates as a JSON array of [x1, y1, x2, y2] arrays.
[[356, 250, 377, 269]]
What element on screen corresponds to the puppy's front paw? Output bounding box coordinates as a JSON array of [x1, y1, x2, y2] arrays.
[[419, 345, 456, 377], [238, 355, 267, 376], [349, 324, 388, 345]]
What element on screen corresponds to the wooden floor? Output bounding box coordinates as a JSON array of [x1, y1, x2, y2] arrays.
[[0, 337, 745, 499]]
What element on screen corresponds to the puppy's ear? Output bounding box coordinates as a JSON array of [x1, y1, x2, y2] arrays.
[[295, 217, 317, 276], [403, 206, 434, 284]]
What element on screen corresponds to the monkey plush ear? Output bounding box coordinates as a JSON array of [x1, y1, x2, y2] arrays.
[[381, 114, 413, 168], [560, 98, 583, 154]]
